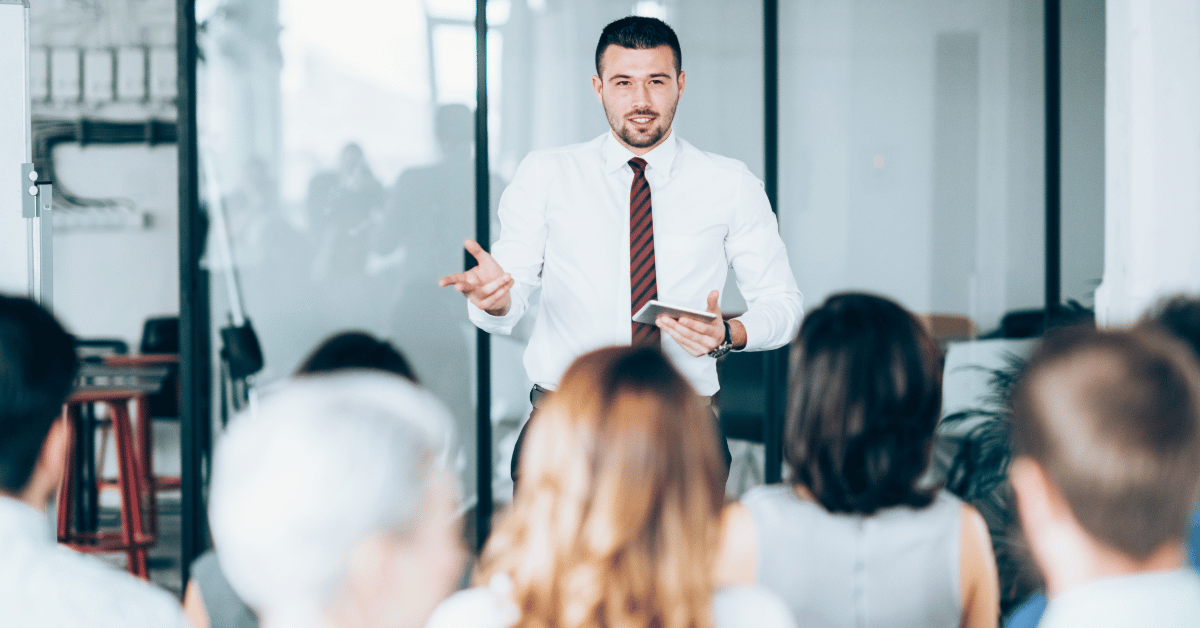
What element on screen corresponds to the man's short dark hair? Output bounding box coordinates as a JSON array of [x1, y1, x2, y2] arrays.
[[0, 295, 78, 493], [1143, 294, 1200, 361], [1010, 325, 1200, 560], [784, 293, 943, 515], [595, 16, 682, 78]]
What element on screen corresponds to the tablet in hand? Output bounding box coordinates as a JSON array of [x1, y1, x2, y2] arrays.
[[632, 300, 718, 325]]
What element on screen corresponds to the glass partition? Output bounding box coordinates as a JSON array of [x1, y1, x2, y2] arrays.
[[197, 0, 479, 498], [777, 0, 1056, 334]]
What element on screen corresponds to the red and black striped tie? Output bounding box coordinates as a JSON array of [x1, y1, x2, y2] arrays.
[[629, 157, 660, 347]]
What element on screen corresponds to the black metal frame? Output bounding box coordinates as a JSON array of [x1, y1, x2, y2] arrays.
[[177, 0, 210, 585], [1044, 0, 1061, 323], [761, 0, 786, 485], [473, 0, 493, 553]]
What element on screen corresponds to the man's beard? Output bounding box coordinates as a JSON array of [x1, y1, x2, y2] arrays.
[[605, 103, 677, 149]]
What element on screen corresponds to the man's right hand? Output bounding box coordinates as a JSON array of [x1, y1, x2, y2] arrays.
[[438, 239, 514, 316]]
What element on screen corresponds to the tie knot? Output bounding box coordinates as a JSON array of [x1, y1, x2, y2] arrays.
[[629, 157, 648, 173]]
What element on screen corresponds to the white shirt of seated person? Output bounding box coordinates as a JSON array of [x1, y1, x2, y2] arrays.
[[0, 418, 189, 628]]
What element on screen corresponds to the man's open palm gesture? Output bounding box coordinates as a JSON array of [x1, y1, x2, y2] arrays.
[[438, 239, 514, 316]]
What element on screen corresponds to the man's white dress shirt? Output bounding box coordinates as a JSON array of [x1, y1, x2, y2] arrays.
[[1039, 569, 1200, 628], [469, 131, 803, 395], [0, 496, 190, 628]]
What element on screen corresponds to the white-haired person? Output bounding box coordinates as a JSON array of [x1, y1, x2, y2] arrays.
[[206, 371, 464, 628], [184, 331, 424, 628], [426, 346, 797, 628]]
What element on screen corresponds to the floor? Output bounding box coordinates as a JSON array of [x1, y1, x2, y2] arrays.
[[91, 491, 185, 599]]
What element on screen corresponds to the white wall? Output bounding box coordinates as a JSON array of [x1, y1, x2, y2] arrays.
[[1097, 0, 1200, 324], [775, 0, 1105, 332], [778, 0, 1041, 331], [21, 0, 180, 345], [0, 1, 30, 297], [51, 145, 179, 345]]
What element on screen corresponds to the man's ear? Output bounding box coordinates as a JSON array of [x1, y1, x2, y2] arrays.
[[677, 69, 686, 96], [23, 416, 69, 507], [1009, 454, 1077, 570], [1011, 456, 1072, 523], [592, 74, 604, 104], [1010, 457, 1049, 529]]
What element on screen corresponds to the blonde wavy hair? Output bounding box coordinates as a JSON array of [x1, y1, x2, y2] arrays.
[[479, 346, 726, 628]]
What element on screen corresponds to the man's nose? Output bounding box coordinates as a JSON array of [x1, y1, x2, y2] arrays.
[[633, 83, 651, 106]]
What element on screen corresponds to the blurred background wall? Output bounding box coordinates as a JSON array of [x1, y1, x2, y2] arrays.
[[27, 0, 179, 343]]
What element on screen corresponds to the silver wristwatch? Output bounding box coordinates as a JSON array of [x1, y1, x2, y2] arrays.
[[708, 321, 733, 359]]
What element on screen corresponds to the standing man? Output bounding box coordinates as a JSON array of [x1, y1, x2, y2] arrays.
[[439, 16, 803, 482]]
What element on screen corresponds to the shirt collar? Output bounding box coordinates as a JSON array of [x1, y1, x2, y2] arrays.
[[0, 495, 51, 546], [602, 130, 679, 180], [1042, 568, 1200, 626]]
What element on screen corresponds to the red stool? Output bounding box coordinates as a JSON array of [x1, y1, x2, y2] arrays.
[[56, 388, 155, 579], [103, 353, 181, 536]]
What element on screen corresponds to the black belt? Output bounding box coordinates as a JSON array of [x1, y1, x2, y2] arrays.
[[531, 384, 712, 409]]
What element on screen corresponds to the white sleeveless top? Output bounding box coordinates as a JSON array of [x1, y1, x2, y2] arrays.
[[741, 485, 963, 628]]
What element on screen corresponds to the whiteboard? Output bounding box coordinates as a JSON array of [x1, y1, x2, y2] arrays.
[[0, 0, 29, 296]]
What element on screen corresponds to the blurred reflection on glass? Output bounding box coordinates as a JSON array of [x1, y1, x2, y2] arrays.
[[308, 143, 385, 282], [199, 0, 476, 495], [372, 104, 503, 436]]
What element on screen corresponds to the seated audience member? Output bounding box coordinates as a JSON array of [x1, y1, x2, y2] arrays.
[[1004, 295, 1200, 628], [719, 293, 999, 628], [207, 372, 463, 628], [1005, 326, 1200, 627], [294, 330, 418, 381], [0, 294, 189, 627], [184, 330, 421, 628], [427, 346, 797, 628]]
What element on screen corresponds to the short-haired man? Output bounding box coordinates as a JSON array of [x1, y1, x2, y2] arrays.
[[439, 16, 803, 482], [0, 294, 189, 627], [1008, 326, 1200, 627]]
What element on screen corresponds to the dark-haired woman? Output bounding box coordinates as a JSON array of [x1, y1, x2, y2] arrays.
[[717, 293, 999, 628]]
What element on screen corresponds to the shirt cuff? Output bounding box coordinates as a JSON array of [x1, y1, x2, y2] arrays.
[[734, 294, 803, 352], [467, 300, 523, 335], [735, 310, 771, 352]]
